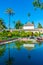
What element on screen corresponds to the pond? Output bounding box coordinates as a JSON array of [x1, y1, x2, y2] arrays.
[[0, 41, 43, 65]]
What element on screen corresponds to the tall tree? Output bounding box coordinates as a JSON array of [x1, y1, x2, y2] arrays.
[[15, 20, 23, 29], [28, 13, 31, 21], [33, 0, 43, 28], [37, 23, 42, 28], [32, 21, 34, 24], [0, 18, 6, 30], [5, 8, 15, 30]]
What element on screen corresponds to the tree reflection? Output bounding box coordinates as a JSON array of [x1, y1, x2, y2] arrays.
[[25, 47, 32, 59], [5, 57, 14, 65], [5, 43, 14, 65], [28, 53, 31, 59], [24, 46, 34, 59], [38, 42, 42, 46], [15, 41, 23, 50], [0, 44, 6, 57], [15, 41, 34, 59]]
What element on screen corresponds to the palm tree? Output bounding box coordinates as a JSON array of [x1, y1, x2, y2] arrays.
[[28, 13, 30, 21], [0, 18, 6, 30], [5, 8, 15, 30], [32, 21, 34, 24], [6, 43, 12, 65]]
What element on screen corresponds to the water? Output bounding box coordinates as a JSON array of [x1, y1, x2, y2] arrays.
[[0, 42, 43, 65]]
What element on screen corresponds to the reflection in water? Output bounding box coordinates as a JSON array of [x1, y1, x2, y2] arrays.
[[5, 43, 14, 65], [15, 41, 23, 50], [15, 41, 34, 60], [23, 43, 35, 60], [28, 54, 31, 59], [0, 41, 43, 65], [0, 44, 6, 57], [5, 57, 14, 65], [25, 47, 34, 50], [38, 42, 42, 46], [15, 41, 35, 59], [24, 47, 33, 59], [28, 49, 31, 59]]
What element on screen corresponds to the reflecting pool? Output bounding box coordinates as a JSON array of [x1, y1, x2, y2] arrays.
[[0, 41, 43, 65]]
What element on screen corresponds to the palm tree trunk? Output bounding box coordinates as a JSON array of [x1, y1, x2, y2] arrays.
[[9, 14, 10, 30], [8, 43, 10, 65]]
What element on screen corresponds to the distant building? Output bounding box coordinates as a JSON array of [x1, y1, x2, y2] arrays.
[[22, 22, 43, 33], [6, 22, 43, 33], [23, 22, 34, 30]]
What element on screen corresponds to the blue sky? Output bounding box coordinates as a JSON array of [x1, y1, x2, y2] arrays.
[[0, 0, 43, 28]]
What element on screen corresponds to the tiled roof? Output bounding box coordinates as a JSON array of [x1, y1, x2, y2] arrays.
[[24, 22, 34, 26]]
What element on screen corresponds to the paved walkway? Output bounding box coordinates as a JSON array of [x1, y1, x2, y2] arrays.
[[0, 39, 18, 45]]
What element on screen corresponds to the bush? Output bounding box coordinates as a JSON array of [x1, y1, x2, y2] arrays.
[[20, 31, 27, 37], [26, 31, 34, 37], [34, 32, 39, 37]]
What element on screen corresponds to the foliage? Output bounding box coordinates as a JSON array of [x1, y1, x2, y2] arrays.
[[34, 32, 39, 37], [26, 31, 33, 37], [20, 31, 27, 37], [33, 0, 43, 10], [37, 23, 42, 28], [32, 21, 34, 24], [12, 31, 19, 37], [0, 44, 6, 57], [39, 32, 41, 36], [33, 0, 41, 8], [15, 41, 23, 50], [28, 13, 30, 17], [5, 8, 15, 15], [15, 20, 23, 29], [7, 32, 12, 37], [0, 30, 42, 41], [0, 18, 7, 30], [28, 13, 31, 21], [5, 8, 15, 29]]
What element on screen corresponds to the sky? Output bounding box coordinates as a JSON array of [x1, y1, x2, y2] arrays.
[[0, 0, 43, 28]]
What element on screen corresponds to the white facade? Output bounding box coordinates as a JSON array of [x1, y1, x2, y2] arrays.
[[23, 22, 34, 30], [23, 26, 34, 29]]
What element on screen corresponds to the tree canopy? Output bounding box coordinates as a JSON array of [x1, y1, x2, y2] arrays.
[[0, 18, 7, 30], [37, 23, 42, 28], [15, 20, 23, 29], [5, 8, 15, 29], [33, 0, 43, 9]]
